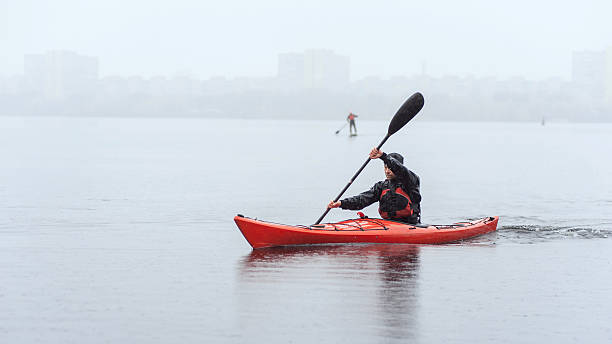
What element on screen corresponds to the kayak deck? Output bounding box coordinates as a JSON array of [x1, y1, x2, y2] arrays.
[[234, 215, 499, 249]]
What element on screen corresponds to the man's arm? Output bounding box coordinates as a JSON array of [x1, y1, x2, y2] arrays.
[[338, 182, 383, 210]]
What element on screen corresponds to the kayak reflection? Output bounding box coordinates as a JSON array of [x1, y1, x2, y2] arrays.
[[237, 244, 420, 341]]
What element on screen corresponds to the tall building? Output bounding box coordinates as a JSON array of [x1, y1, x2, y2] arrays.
[[278, 49, 350, 90], [572, 50, 606, 102], [24, 51, 98, 99], [277, 53, 304, 90]]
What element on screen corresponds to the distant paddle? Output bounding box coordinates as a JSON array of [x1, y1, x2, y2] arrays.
[[314, 92, 425, 225], [335, 122, 347, 134]]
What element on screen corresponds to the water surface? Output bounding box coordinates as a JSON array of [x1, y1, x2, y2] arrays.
[[1, 117, 611, 343]]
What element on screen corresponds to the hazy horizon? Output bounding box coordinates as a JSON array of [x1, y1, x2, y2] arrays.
[[2, 0, 612, 81]]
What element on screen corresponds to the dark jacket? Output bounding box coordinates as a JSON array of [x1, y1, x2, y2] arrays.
[[340, 153, 421, 223]]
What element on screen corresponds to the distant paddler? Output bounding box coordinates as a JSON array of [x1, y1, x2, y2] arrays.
[[347, 112, 358, 136]]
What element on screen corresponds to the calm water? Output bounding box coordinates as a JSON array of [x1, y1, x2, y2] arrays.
[[1, 117, 611, 343]]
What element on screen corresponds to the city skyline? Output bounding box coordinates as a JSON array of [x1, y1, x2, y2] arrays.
[[2, 46, 612, 83], [1, 48, 611, 122], [3, 47, 611, 83]]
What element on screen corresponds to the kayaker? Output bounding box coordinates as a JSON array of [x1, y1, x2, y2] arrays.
[[347, 112, 358, 135], [327, 148, 421, 224]]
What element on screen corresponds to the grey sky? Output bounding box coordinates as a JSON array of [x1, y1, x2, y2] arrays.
[[1, 0, 611, 80]]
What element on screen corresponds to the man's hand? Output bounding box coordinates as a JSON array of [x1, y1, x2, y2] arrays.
[[369, 147, 383, 159], [327, 200, 341, 209]]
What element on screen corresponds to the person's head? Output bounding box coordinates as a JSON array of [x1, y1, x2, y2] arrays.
[[383, 153, 404, 180]]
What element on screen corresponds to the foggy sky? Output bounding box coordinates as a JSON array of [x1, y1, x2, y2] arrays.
[[1, 0, 611, 80]]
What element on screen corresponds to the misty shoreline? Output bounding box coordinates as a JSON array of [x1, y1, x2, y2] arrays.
[[2, 113, 609, 123]]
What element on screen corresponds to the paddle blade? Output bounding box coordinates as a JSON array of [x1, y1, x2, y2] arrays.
[[387, 92, 425, 136]]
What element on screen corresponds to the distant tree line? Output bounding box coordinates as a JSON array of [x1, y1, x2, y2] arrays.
[[1, 75, 610, 122]]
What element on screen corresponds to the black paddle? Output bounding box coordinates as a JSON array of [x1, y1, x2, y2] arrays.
[[314, 92, 425, 225], [335, 122, 348, 134]]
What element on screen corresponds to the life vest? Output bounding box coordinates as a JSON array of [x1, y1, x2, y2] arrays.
[[378, 186, 413, 219], [348, 114, 355, 121]]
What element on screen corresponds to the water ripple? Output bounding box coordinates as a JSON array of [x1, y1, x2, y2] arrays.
[[498, 224, 611, 243]]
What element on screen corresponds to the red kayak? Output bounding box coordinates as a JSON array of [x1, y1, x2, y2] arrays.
[[234, 215, 499, 249]]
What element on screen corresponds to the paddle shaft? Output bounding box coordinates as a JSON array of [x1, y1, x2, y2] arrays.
[[314, 134, 390, 225], [335, 122, 348, 134]]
